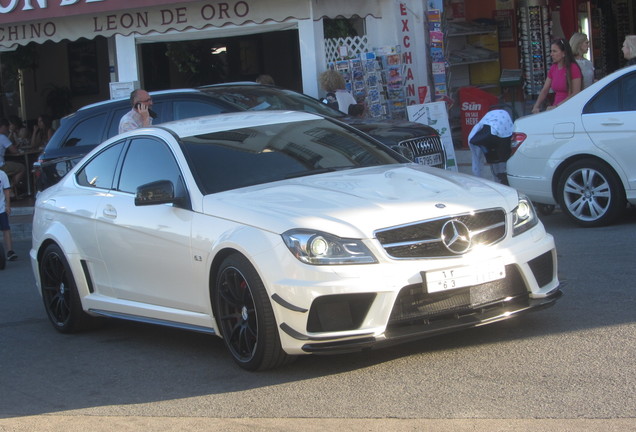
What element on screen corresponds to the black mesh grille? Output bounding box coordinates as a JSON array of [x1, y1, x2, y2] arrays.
[[375, 209, 506, 258], [528, 250, 554, 288], [307, 293, 376, 332], [397, 135, 445, 168], [388, 265, 527, 325]]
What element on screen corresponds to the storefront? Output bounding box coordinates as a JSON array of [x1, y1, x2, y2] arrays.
[[0, 0, 400, 124], [427, 0, 635, 146], [1, 0, 633, 147]]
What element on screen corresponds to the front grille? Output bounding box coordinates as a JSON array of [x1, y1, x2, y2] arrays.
[[375, 209, 506, 258], [388, 265, 527, 325], [398, 135, 445, 168]]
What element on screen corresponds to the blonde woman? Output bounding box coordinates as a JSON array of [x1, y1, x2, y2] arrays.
[[318, 70, 356, 113], [622, 35, 636, 66], [569, 32, 594, 89]]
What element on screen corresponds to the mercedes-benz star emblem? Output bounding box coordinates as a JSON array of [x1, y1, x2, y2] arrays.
[[441, 219, 472, 254]]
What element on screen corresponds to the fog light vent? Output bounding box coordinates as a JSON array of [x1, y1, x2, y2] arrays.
[[307, 293, 376, 333]]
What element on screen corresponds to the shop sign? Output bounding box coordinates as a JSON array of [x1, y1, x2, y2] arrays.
[[397, 2, 429, 106], [0, 0, 310, 49], [0, 0, 192, 22]]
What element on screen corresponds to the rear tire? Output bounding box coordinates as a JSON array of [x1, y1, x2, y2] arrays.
[[557, 159, 625, 227], [214, 253, 294, 371]]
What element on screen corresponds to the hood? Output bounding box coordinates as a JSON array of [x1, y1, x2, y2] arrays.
[[202, 165, 519, 238]]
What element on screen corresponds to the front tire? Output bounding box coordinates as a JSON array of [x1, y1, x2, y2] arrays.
[[214, 253, 293, 371], [39, 244, 93, 333], [557, 159, 625, 227]]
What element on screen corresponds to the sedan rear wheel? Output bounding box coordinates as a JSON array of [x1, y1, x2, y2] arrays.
[[557, 159, 625, 227], [214, 254, 294, 371], [40, 244, 93, 333]]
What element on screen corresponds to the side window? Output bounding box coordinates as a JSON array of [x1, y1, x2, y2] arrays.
[[622, 74, 636, 111], [173, 100, 225, 120], [76, 142, 125, 189], [583, 81, 620, 114], [117, 137, 182, 194], [584, 73, 636, 114], [63, 113, 107, 147]]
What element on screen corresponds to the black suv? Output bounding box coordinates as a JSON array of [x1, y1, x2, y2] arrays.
[[35, 84, 445, 190]]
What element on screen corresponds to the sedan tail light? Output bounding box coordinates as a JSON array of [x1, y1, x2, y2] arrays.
[[510, 132, 527, 156]]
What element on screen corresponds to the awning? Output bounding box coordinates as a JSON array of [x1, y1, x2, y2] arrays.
[[312, 0, 382, 20], [0, 0, 382, 50]]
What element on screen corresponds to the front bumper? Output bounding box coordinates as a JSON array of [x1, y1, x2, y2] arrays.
[[297, 284, 563, 354]]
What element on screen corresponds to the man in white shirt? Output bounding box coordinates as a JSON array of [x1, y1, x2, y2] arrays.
[[118, 89, 154, 134]]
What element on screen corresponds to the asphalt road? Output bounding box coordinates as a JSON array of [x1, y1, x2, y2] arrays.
[[1, 208, 635, 431]]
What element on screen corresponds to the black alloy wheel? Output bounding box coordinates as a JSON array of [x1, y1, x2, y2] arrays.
[[214, 253, 293, 371], [39, 244, 92, 333]]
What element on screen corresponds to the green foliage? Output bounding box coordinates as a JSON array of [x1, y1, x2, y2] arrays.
[[164, 41, 227, 86], [323, 18, 359, 39], [1, 45, 38, 71]]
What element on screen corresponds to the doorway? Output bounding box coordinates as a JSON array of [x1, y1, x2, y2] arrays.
[[139, 29, 302, 91]]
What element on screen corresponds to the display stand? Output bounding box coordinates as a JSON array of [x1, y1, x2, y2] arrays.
[[328, 45, 407, 120], [518, 0, 552, 97]]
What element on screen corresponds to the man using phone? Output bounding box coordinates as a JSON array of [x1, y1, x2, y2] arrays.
[[118, 89, 155, 134]]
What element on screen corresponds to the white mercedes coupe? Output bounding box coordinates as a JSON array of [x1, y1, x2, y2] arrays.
[[31, 111, 562, 370]]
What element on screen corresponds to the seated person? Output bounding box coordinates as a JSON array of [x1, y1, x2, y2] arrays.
[[0, 118, 26, 195]]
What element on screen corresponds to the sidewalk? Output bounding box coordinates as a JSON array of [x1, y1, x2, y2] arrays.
[[6, 149, 485, 243], [9, 204, 34, 242]]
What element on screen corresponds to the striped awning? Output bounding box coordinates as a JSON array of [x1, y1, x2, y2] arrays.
[[0, 0, 382, 50]]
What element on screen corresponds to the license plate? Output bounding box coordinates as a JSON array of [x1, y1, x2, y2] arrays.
[[415, 153, 443, 166], [423, 259, 506, 293]]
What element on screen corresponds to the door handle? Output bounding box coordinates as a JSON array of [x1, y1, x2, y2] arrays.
[[601, 121, 624, 126], [102, 205, 117, 219]]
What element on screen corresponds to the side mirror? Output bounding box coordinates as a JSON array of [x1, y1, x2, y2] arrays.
[[135, 180, 175, 206]]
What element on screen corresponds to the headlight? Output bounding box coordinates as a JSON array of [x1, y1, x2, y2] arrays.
[[282, 229, 377, 265], [512, 193, 539, 236]]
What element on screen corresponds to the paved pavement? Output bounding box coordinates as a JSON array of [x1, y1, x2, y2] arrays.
[[1, 416, 634, 431], [4, 151, 632, 431]]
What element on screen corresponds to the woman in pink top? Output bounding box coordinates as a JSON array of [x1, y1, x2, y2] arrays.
[[532, 39, 582, 114]]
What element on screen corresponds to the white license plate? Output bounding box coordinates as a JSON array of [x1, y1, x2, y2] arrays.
[[415, 153, 443, 166], [424, 259, 506, 293]]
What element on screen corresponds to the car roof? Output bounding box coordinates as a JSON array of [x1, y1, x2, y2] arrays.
[[77, 88, 203, 112], [158, 110, 322, 138]]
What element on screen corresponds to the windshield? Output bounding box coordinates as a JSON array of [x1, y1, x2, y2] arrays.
[[181, 118, 402, 194], [200, 85, 348, 118]]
